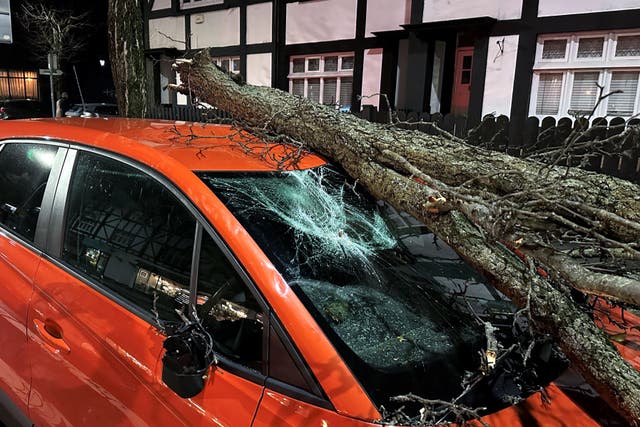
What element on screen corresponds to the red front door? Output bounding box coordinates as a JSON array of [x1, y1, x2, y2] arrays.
[[451, 47, 474, 115]]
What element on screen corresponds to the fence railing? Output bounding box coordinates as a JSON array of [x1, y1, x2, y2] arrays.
[[355, 107, 639, 183], [147, 104, 231, 123], [146, 104, 640, 183]]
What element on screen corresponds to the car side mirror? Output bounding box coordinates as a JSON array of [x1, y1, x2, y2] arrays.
[[161, 323, 216, 399]]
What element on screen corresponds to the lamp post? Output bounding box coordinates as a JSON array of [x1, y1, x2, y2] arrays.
[[48, 52, 57, 118]]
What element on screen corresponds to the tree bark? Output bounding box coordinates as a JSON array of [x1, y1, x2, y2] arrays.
[[107, 0, 147, 118], [171, 52, 640, 424]]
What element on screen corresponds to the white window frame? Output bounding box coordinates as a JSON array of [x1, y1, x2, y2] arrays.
[[575, 35, 606, 61], [613, 34, 640, 60], [180, 0, 224, 10], [212, 56, 240, 74], [536, 37, 570, 63], [530, 30, 640, 119], [288, 53, 354, 108]]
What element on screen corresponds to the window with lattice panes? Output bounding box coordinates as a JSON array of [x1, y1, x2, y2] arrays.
[[530, 30, 640, 118], [542, 39, 567, 60], [212, 56, 240, 74], [616, 35, 640, 57], [288, 53, 355, 110], [577, 37, 604, 59]]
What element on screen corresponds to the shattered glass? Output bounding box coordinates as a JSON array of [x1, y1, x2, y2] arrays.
[[202, 168, 398, 282], [199, 166, 566, 416]]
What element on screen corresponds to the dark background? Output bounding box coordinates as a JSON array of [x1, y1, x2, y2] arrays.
[[0, 0, 114, 107]]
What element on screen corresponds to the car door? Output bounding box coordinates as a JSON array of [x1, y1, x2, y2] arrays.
[[0, 141, 64, 423], [27, 148, 265, 426]]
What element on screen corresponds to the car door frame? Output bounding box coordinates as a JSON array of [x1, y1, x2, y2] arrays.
[[45, 144, 270, 377], [35, 142, 331, 423], [0, 139, 69, 427]]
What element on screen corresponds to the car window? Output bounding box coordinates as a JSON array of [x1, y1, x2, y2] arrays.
[[61, 152, 196, 323], [199, 167, 567, 413], [196, 231, 265, 372], [61, 151, 267, 373], [0, 143, 58, 242]]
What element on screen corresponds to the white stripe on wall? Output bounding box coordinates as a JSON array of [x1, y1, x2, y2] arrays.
[[246, 53, 272, 87], [286, 0, 357, 45], [152, 0, 171, 11], [365, 0, 409, 37], [190, 8, 240, 49], [422, 0, 522, 22], [149, 17, 186, 50], [538, 0, 640, 17], [247, 2, 272, 45], [361, 48, 384, 109], [482, 35, 520, 117]]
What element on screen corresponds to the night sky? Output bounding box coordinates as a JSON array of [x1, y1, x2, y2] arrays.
[[1, 0, 114, 103]]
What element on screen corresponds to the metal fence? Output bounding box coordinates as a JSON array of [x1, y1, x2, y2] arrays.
[[356, 107, 639, 183], [147, 104, 231, 123]]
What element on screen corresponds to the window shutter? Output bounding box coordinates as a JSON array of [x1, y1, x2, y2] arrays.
[[616, 35, 640, 57], [339, 77, 353, 107], [323, 78, 337, 105], [570, 72, 600, 114], [577, 37, 604, 58], [542, 39, 567, 59], [307, 78, 320, 102], [292, 80, 304, 97], [536, 73, 563, 115], [607, 72, 639, 116]]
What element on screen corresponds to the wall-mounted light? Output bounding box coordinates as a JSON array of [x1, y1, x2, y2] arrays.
[[99, 59, 106, 67]]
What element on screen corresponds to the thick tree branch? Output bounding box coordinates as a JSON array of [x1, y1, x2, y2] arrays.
[[170, 50, 640, 423]]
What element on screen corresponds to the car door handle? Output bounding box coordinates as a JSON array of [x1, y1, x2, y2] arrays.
[[33, 319, 71, 354]]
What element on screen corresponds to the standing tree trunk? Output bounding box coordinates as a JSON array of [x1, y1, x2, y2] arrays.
[[170, 51, 640, 424], [107, 0, 147, 118]]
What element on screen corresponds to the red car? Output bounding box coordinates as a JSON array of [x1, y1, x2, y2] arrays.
[[0, 118, 636, 426]]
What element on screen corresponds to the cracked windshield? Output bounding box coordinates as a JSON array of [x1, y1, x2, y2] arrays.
[[199, 166, 565, 416]]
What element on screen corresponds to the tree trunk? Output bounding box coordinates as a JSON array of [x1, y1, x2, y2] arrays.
[[107, 0, 147, 118], [171, 51, 640, 424]]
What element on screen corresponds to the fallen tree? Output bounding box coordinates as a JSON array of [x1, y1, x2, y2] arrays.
[[169, 51, 640, 424]]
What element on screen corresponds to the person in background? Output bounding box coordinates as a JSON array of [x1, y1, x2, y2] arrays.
[[55, 92, 69, 117]]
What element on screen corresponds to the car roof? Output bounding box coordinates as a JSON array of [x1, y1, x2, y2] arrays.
[[0, 117, 326, 172]]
